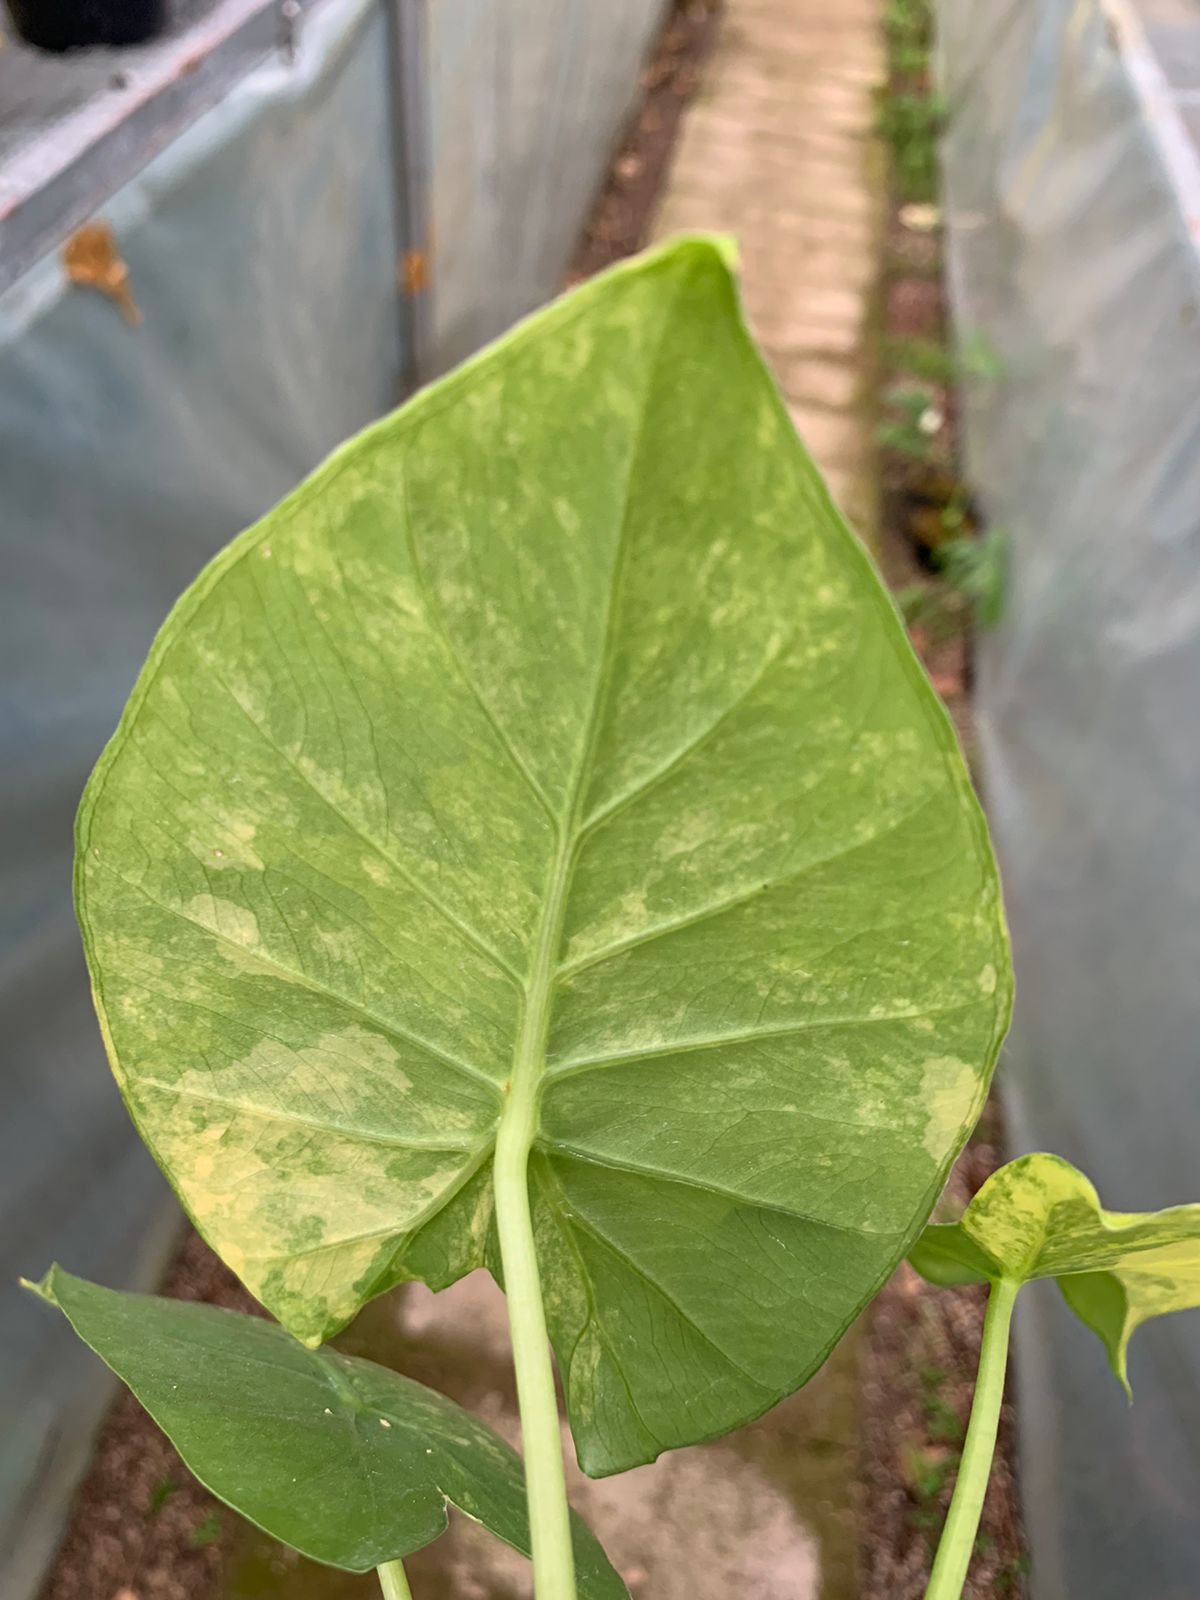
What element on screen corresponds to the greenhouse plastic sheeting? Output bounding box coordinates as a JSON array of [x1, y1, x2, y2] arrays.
[[0, 2, 400, 1590], [938, 2, 1200, 1595], [428, 0, 667, 371]]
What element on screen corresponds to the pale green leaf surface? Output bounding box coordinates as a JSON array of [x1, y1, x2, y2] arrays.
[[26, 1267, 624, 1593], [76, 236, 1010, 1474], [909, 1153, 1200, 1390]]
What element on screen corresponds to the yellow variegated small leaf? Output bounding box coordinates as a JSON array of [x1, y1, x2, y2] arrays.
[[909, 1153, 1200, 1391]]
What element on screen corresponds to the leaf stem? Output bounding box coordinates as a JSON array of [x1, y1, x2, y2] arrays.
[[377, 1559, 414, 1600], [494, 1102, 576, 1599], [923, 1276, 1019, 1600], [493, 836, 579, 1600]]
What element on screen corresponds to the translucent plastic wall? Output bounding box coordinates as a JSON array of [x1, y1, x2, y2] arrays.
[[937, 2, 1200, 1594], [0, 6, 400, 1589], [428, 0, 665, 369]]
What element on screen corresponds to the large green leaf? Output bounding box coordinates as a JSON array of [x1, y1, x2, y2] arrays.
[[76, 235, 1010, 1475], [909, 1153, 1200, 1392], [26, 1267, 624, 1592]]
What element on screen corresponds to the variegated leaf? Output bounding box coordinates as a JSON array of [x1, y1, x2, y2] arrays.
[[76, 236, 1010, 1474]]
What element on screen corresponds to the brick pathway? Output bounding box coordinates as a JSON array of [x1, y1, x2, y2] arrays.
[[653, 0, 886, 543]]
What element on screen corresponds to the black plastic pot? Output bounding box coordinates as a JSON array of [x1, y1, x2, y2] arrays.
[[6, 0, 166, 51]]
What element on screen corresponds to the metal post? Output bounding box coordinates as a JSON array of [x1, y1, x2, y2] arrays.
[[386, 0, 435, 395]]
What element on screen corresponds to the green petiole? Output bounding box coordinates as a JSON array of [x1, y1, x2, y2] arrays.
[[923, 1277, 1018, 1600], [377, 1558, 415, 1600]]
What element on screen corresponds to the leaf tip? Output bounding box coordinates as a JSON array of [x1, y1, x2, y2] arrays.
[[659, 230, 740, 279], [707, 232, 741, 272], [1111, 1342, 1134, 1403], [20, 1266, 59, 1305]]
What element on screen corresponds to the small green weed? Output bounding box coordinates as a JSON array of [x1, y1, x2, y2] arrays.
[[880, 331, 1003, 387], [883, 0, 933, 73], [996, 1555, 1032, 1593], [923, 1394, 966, 1445], [903, 1442, 958, 1503], [876, 90, 945, 202], [897, 526, 1008, 636], [876, 383, 944, 463], [937, 527, 1008, 628], [148, 1475, 177, 1515], [917, 1361, 966, 1446], [909, 1505, 945, 1537], [190, 1512, 223, 1549]]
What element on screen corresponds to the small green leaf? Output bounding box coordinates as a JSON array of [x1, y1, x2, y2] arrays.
[[907, 1222, 998, 1287], [909, 1153, 1200, 1391], [25, 1267, 624, 1594], [75, 234, 1010, 1474]]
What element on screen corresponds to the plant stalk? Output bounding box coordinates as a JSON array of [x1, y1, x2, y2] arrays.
[[377, 1558, 415, 1600], [494, 1100, 576, 1600], [494, 825, 579, 1600], [923, 1276, 1019, 1600]]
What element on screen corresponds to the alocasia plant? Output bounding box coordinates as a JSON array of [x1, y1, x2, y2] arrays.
[[31, 236, 1018, 1598], [910, 1154, 1200, 1598]]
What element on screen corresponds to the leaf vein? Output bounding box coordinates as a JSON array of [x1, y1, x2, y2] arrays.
[[239, 1141, 495, 1264], [136, 1081, 480, 1153], [557, 789, 941, 980], [552, 1195, 778, 1394], [211, 670, 525, 991], [100, 865, 503, 1099], [546, 997, 982, 1081], [546, 1145, 902, 1239], [578, 628, 793, 837], [399, 473, 561, 836]]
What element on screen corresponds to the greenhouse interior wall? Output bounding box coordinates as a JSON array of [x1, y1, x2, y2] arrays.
[[0, 2, 664, 1594], [938, 1, 1200, 1596]]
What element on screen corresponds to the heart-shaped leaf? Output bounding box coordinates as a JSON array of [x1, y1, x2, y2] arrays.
[[75, 235, 1011, 1474], [26, 1267, 625, 1592], [909, 1153, 1200, 1392]]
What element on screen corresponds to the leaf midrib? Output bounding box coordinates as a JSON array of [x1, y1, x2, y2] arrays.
[[498, 267, 685, 1135]]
